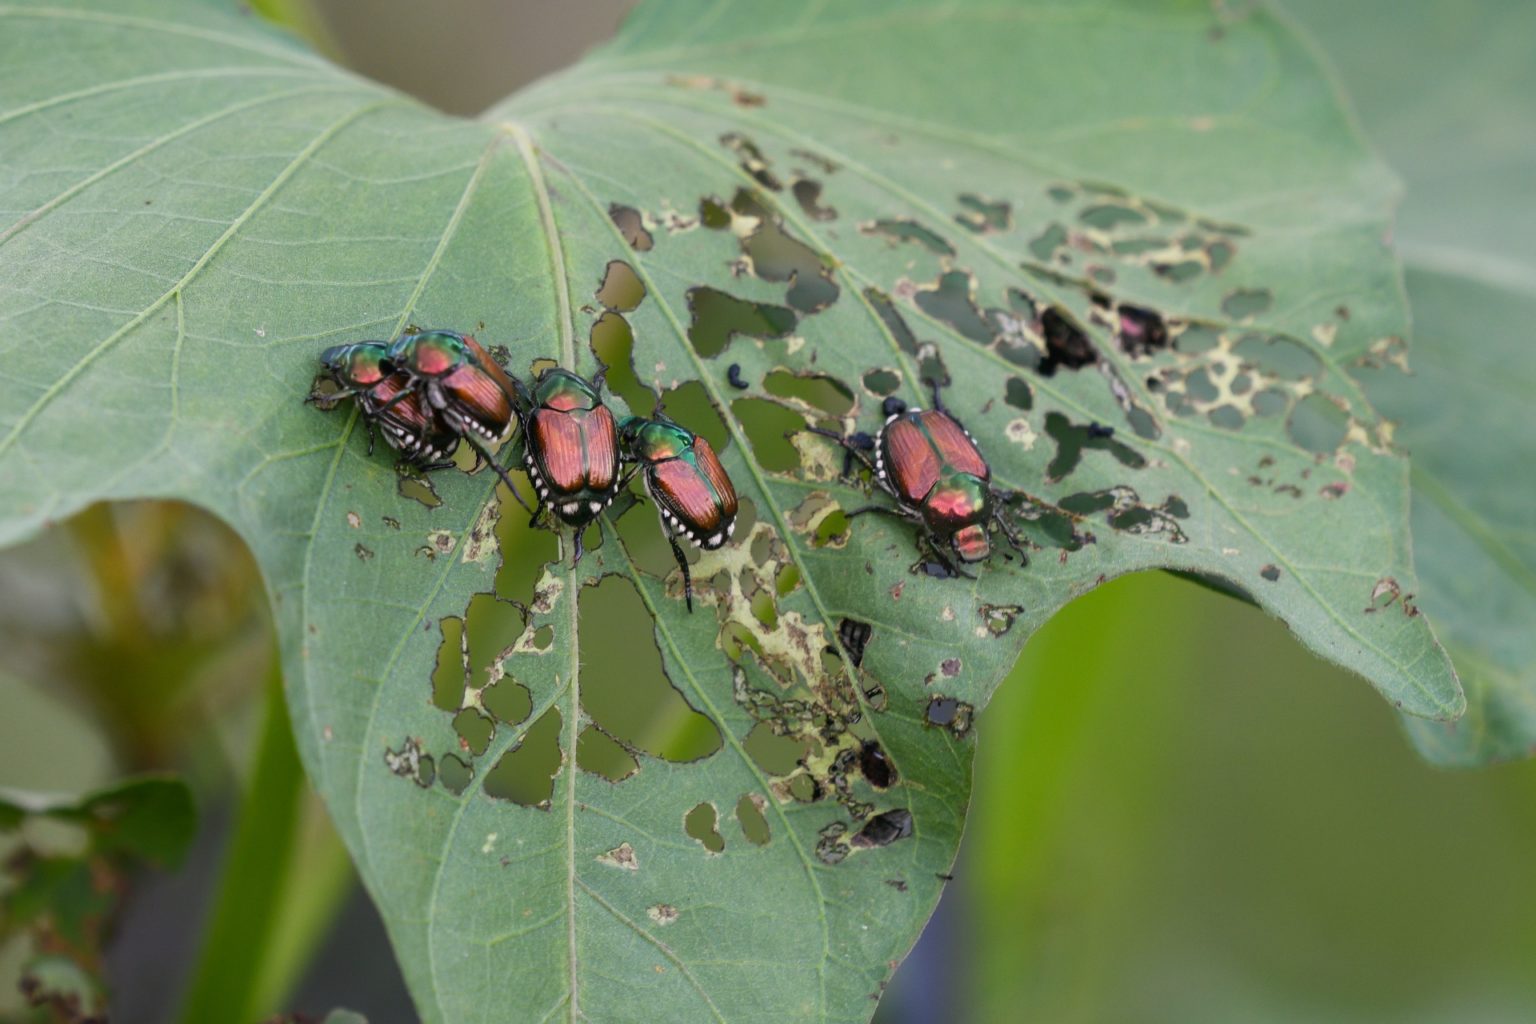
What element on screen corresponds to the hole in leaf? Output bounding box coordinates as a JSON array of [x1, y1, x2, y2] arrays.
[[763, 370, 854, 418], [1079, 204, 1147, 230], [1287, 393, 1350, 454], [660, 380, 731, 453], [720, 132, 781, 190], [1043, 411, 1148, 481], [608, 203, 653, 251], [431, 616, 466, 712], [736, 794, 771, 846], [1029, 223, 1068, 260], [861, 218, 955, 256], [744, 721, 806, 776], [483, 708, 562, 807], [734, 191, 839, 313], [1004, 377, 1033, 410], [579, 575, 722, 762], [452, 708, 494, 757], [862, 368, 901, 397], [732, 398, 804, 472], [955, 192, 1010, 233], [596, 260, 645, 313], [577, 725, 639, 782], [686, 287, 796, 358], [1221, 287, 1273, 320], [1232, 334, 1321, 381], [439, 753, 472, 795], [482, 677, 531, 727], [915, 270, 994, 343], [791, 178, 837, 221], [590, 311, 653, 415], [684, 802, 725, 853], [465, 593, 526, 687]]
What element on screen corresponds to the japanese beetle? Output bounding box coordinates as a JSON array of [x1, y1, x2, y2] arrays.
[[515, 367, 622, 560], [313, 335, 529, 505], [811, 381, 1022, 576], [617, 412, 739, 612], [310, 341, 459, 467], [384, 329, 519, 444]]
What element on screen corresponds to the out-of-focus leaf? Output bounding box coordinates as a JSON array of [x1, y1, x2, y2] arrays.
[[1286, 0, 1536, 764], [0, 776, 195, 869]]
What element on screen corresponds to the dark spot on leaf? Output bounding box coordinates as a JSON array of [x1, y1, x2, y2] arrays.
[[1117, 305, 1169, 357], [483, 708, 562, 808], [861, 218, 955, 257], [686, 286, 796, 358], [852, 809, 913, 848], [726, 363, 750, 390], [1260, 564, 1281, 582], [1038, 308, 1097, 376], [940, 658, 961, 677], [791, 178, 837, 221], [608, 203, 653, 252], [859, 742, 897, 789]]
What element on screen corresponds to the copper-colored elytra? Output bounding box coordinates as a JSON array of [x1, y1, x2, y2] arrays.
[[692, 436, 738, 520], [655, 458, 727, 532], [884, 417, 943, 503], [917, 410, 988, 479], [532, 405, 619, 494]]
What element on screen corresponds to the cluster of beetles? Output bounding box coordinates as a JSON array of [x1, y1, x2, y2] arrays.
[[310, 328, 1024, 608]]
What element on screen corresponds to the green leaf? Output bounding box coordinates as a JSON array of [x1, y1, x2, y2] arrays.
[[0, 1, 1461, 1020], [0, 775, 196, 869], [1285, 0, 1536, 763]]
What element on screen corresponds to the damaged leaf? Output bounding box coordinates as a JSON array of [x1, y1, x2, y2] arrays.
[[0, 1, 1470, 1022]]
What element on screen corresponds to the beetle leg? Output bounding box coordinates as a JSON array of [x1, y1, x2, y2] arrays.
[[572, 524, 587, 566], [927, 376, 949, 413], [844, 503, 906, 521], [802, 426, 877, 479], [919, 534, 975, 580], [665, 531, 694, 613], [461, 435, 533, 512]]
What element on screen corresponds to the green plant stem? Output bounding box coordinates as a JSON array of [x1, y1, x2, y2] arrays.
[[177, 660, 315, 1023]]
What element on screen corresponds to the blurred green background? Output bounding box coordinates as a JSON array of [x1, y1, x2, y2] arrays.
[[2, 2, 1532, 1022]]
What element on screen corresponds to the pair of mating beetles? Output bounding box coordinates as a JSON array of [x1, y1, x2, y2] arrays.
[[309, 329, 737, 610]]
